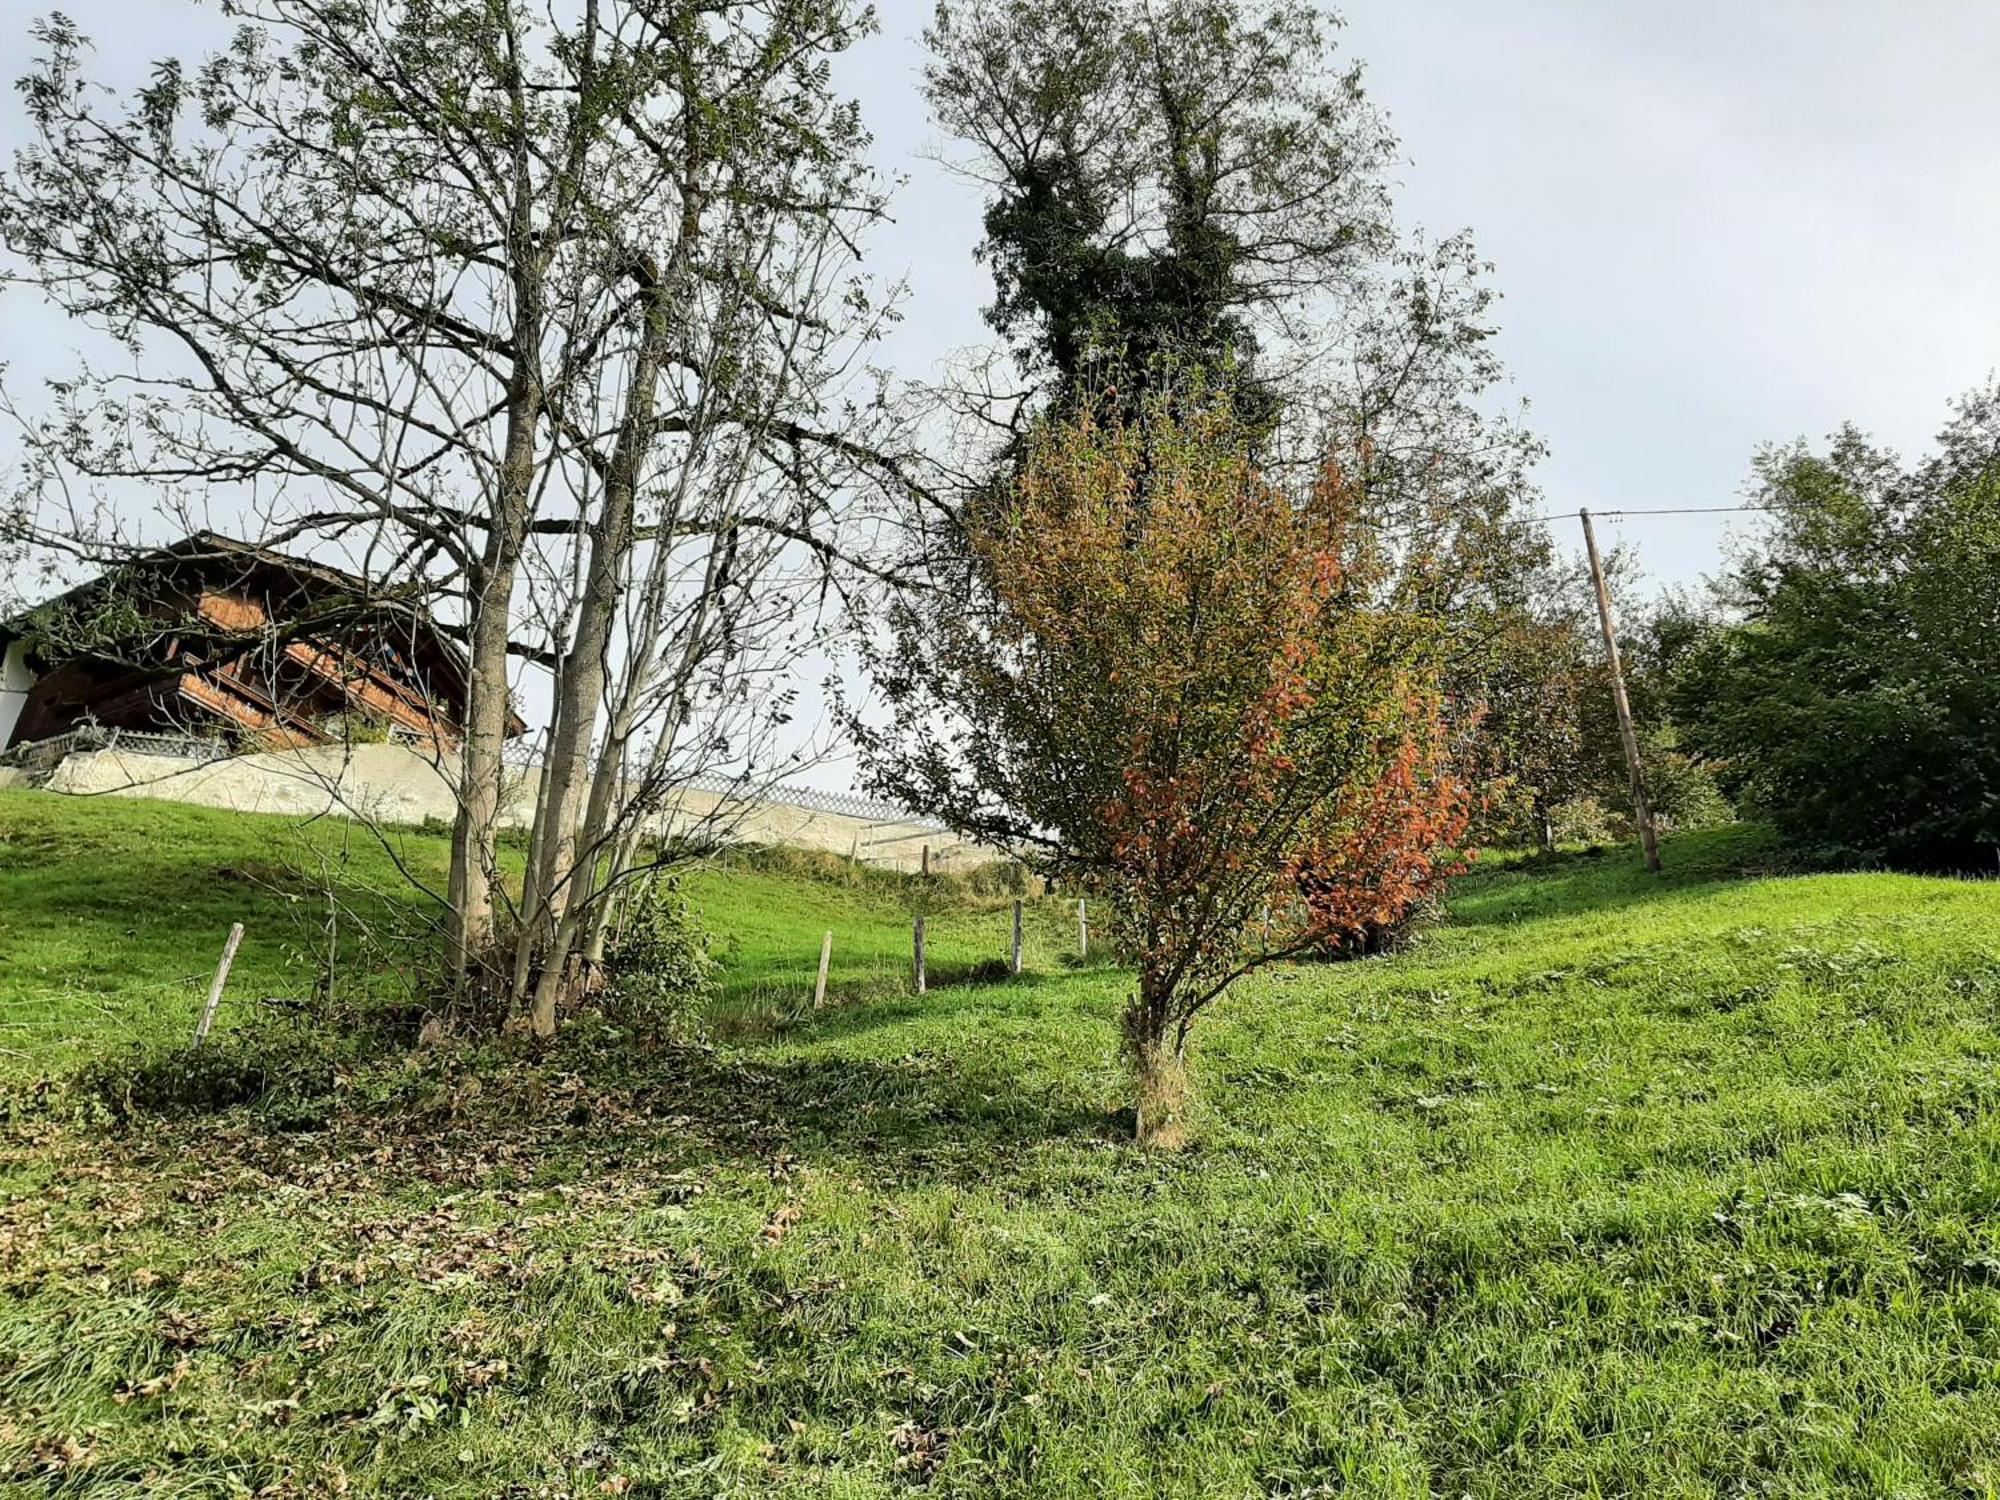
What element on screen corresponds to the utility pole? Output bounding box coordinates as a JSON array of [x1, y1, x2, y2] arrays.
[[1579, 508, 1662, 873]]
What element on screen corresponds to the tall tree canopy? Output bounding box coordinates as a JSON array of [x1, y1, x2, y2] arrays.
[[922, 0, 1538, 531], [906, 0, 1552, 847]]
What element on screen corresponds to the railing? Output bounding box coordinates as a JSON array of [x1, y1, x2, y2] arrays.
[[0, 725, 230, 773], [677, 770, 944, 829]]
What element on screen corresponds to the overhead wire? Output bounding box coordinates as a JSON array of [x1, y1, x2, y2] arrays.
[[1350, 502, 1782, 543], [1551, 504, 1784, 520]]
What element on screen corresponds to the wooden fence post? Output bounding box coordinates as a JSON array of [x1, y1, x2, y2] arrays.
[[194, 922, 245, 1045], [1078, 898, 1088, 959], [813, 930, 833, 1009], [1011, 899, 1024, 975], [913, 915, 927, 994]]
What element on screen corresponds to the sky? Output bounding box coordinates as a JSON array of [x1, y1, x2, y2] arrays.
[[4, 1, 1999, 775]]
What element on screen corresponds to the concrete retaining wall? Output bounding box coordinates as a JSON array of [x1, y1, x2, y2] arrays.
[[24, 743, 996, 872]]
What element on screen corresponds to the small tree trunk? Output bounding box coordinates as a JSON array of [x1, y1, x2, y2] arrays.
[[582, 831, 634, 968], [450, 548, 524, 996], [1131, 1035, 1189, 1151], [528, 900, 586, 1038], [1125, 977, 1189, 1150], [452, 118, 548, 1003]]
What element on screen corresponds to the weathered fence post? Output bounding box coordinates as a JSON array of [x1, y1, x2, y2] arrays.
[[913, 915, 927, 994], [194, 922, 245, 1045], [1011, 899, 1024, 975], [813, 930, 833, 1009], [1078, 898, 1088, 959]]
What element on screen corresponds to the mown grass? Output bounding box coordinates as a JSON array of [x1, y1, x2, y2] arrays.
[[3, 791, 2000, 1496]]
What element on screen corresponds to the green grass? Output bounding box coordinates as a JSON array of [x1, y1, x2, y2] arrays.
[[0, 791, 1080, 1069], [4, 791, 2000, 1496]]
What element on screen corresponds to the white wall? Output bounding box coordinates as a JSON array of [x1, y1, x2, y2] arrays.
[[0, 639, 33, 752], [32, 742, 998, 871]]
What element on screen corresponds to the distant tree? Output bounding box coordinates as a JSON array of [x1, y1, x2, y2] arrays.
[[1437, 518, 1604, 850], [919, 0, 1539, 530], [856, 379, 1472, 1146], [1442, 518, 1731, 853], [1608, 596, 1733, 837], [1668, 389, 2000, 869]]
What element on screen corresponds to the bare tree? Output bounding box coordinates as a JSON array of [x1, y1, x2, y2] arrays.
[[499, 8, 900, 1032]]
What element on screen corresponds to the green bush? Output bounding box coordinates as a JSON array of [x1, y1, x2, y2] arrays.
[[1670, 388, 2000, 870], [601, 878, 719, 1038]]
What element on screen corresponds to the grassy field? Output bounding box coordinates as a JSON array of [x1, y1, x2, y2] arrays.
[[4, 790, 2000, 1496], [0, 792, 1081, 1072]]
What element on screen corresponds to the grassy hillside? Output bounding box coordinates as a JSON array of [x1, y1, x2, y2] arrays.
[[0, 791, 1079, 1073], [4, 791, 2000, 1495]]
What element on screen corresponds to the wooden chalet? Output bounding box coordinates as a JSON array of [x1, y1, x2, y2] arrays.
[[0, 534, 520, 755]]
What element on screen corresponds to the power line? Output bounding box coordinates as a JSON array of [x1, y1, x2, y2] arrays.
[[1355, 502, 1780, 540], [1547, 504, 1783, 520]]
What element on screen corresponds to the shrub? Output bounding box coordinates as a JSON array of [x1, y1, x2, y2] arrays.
[[600, 878, 719, 1039], [71, 1026, 350, 1127], [856, 376, 1474, 1145]]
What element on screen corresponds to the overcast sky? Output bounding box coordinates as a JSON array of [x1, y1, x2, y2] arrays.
[[7, 0, 1998, 585], [5, 0, 1999, 787]]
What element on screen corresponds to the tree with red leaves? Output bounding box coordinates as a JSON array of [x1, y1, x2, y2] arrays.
[[857, 378, 1474, 1145]]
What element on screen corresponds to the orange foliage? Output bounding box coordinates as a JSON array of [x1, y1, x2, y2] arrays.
[[1291, 694, 1475, 954]]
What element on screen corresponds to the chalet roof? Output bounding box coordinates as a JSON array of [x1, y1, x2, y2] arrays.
[[2, 531, 525, 736], [4, 531, 399, 635]]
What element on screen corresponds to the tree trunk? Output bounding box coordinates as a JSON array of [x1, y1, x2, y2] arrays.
[[1126, 977, 1189, 1150], [517, 295, 672, 1032], [582, 830, 635, 968], [447, 555, 518, 993], [1131, 1034, 1189, 1151], [527, 716, 631, 1036], [448, 377, 538, 996], [513, 135, 714, 1026], [449, 53, 552, 1003]]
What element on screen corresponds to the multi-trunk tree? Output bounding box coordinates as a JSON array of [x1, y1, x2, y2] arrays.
[[3, 0, 900, 1029]]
